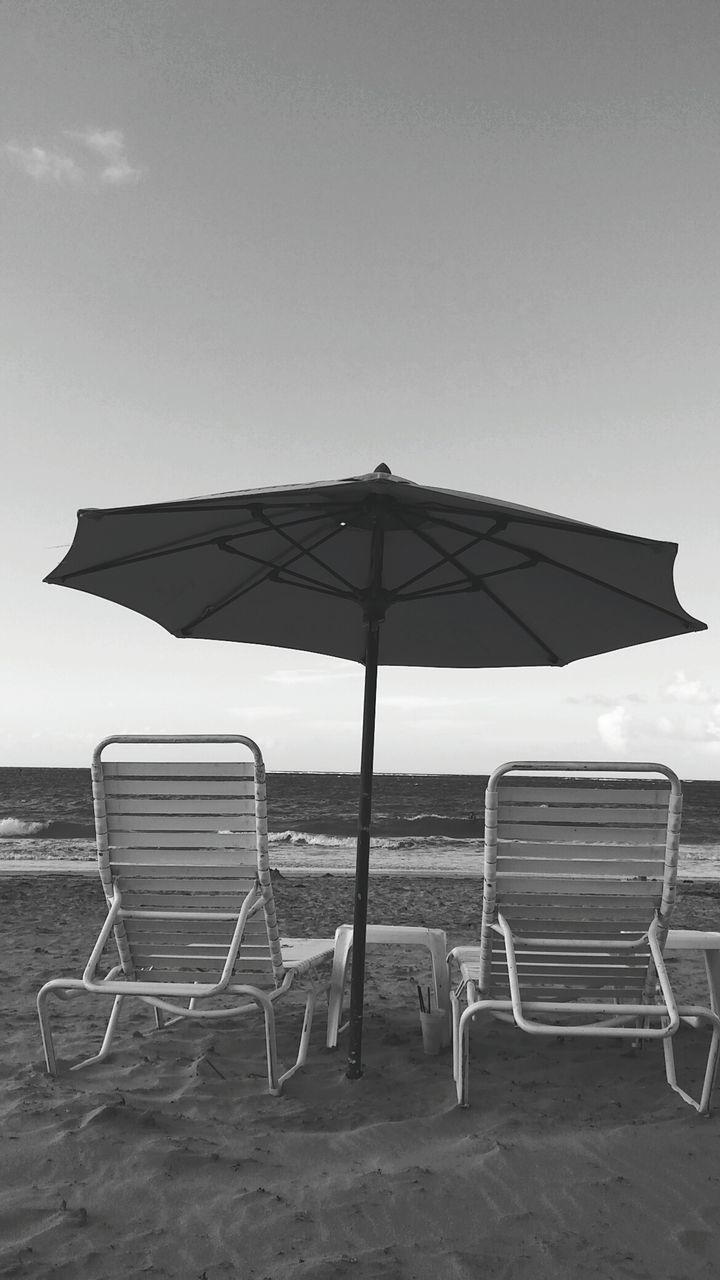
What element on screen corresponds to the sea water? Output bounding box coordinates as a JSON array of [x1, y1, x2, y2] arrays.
[[1, 767, 719, 878]]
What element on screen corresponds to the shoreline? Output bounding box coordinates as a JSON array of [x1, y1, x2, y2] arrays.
[[1, 856, 719, 884]]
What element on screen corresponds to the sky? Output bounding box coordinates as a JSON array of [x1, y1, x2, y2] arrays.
[[2, 0, 719, 777]]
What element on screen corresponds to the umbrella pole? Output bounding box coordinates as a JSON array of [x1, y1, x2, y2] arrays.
[[346, 616, 381, 1080]]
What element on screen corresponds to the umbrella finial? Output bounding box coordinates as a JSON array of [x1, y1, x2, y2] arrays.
[[374, 463, 392, 475]]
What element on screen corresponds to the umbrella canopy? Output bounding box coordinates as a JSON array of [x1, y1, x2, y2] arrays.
[[46, 464, 706, 1077]]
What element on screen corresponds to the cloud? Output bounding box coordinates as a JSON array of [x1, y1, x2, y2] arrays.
[[665, 670, 712, 703], [655, 706, 720, 753], [66, 128, 143, 186], [5, 128, 143, 188], [597, 705, 629, 751], [5, 142, 84, 184]]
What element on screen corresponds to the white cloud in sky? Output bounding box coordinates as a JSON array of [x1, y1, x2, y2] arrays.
[[597, 705, 629, 751], [5, 142, 84, 184], [583, 671, 720, 759], [5, 128, 143, 188], [650, 670, 720, 755], [665, 670, 712, 703], [66, 128, 143, 186]]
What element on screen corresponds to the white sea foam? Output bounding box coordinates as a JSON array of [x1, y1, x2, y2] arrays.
[[0, 818, 47, 837]]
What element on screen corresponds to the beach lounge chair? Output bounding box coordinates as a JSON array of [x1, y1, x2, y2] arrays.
[[450, 761, 720, 1113], [37, 735, 335, 1094]]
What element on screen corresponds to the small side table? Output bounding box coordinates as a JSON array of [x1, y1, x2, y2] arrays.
[[326, 924, 450, 1049], [665, 929, 720, 1015]]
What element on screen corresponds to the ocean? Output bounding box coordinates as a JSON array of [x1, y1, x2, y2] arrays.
[[1, 767, 720, 878]]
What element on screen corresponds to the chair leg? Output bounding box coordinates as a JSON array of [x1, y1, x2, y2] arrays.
[[37, 979, 83, 1074], [455, 1006, 473, 1107], [663, 1009, 720, 1114], [427, 931, 451, 1015], [277, 991, 317, 1091], [326, 926, 353, 1049], [705, 952, 720, 1017], [37, 979, 125, 1075], [450, 987, 461, 1084], [70, 995, 124, 1072]]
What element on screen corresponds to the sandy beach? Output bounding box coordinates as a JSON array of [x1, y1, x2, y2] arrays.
[[1, 870, 720, 1279]]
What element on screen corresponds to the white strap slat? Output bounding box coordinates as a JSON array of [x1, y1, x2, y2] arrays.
[[504, 919, 653, 936], [107, 813, 258, 833], [497, 784, 668, 805], [128, 942, 231, 958], [496, 874, 660, 897], [488, 981, 650, 998], [502, 922, 650, 936], [497, 822, 668, 844], [124, 918, 239, 936], [110, 848, 258, 868], [503, 958, 650, 975], [497, 803, 668, 825], [130, 953, 237, 971], [117, 874, 255, 895], [496, 857, 664, 878], [105, 798, 257, 816], [119, 892, 254, 910], [115, 862, 257, 881], [499, 892, 655, 908], [103, 762, 255, 778], [494, 840, 667, 861], [125, 925, 268, 949], [130, 948, 273, 968], [103, 779, 257, 797], [505, 972, 650, 987], [108, 831, 258, 849], [132, 964, 274, 983]]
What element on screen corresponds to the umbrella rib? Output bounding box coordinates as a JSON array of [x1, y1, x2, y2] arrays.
[[178, 529, 356, 634], [397, 504, 696, 628], [395, 561, 537, 601], [47, 511, 337, 583], [475, 578, 562, 662], [249, 507, 361, 595], [389, 514, 499, 593], [220, 544, 357, 600], [375, 508, 560, 660], [491, 533, 696, 627], [385, 516, 507, 596]]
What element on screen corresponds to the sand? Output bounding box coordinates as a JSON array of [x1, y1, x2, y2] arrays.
[[1, 871, 719, 1279]]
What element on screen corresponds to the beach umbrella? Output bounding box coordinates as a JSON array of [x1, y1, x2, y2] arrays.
[[45, 463, 706, 1078]]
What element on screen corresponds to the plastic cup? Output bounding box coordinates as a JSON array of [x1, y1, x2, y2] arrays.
[[420, 1009, 448, 1055]]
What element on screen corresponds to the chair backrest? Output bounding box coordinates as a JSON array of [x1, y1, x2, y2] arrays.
[[479, 761, 682, 1003], [91, 735, 285, 987]]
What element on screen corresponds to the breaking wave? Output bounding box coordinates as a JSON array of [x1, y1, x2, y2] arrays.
[[0, 817, 94, 839]]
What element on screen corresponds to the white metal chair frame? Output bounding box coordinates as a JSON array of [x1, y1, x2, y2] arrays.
[[37, 735, 334, 1095], [450, 761, 720, 1114]]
